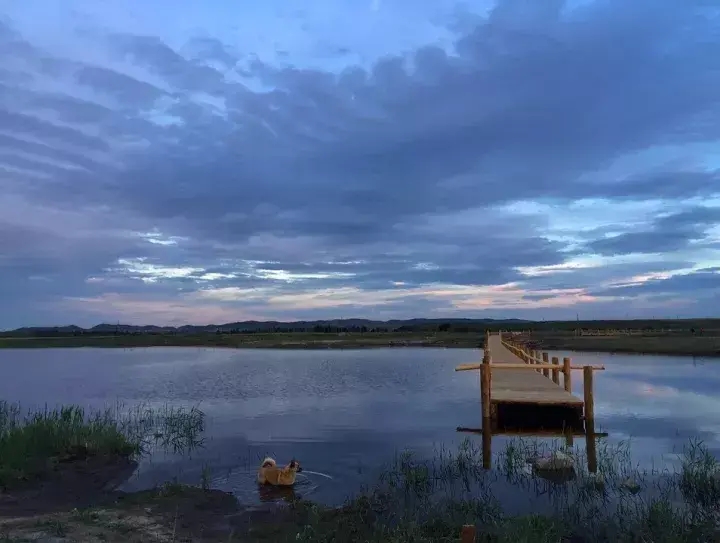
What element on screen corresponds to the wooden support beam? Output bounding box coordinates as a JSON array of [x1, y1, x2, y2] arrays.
[[480, 364, 491, 419], [456, 427, 608, 438], [584, 366, 598, 474], [583, 366, 595, 424], [542, 352, 550, 378], [460, 525, 476, 543], [455, 362, 605, 372], [563, 357, 572, 392], [551, 356, 560, 384]]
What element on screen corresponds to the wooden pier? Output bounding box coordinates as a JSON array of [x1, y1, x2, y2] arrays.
[[453, 333, 607, 541], [455, 331, 604, 433]]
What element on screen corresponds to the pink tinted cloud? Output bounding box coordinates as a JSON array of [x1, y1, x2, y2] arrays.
[[60, 293, 257, 325], [60, 282, 609, 325]]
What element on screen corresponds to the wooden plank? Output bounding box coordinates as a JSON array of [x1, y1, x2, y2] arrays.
[[486, 335, 585, 406]]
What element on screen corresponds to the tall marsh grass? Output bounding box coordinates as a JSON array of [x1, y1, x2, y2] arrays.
[[0, 400, 205, 488], [287, 438, 720, 543]]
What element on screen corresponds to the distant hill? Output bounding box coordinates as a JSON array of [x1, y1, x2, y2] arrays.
[[1, 318, 530, 336], [3, 316, 716, 338]]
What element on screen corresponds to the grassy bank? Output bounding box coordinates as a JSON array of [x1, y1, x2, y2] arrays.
[[531, 334, 720, 357], [0, 401, 204, 490], [2, 401, 720, 542], [3, 331, 720, 356], [0, 332, 481, 350]]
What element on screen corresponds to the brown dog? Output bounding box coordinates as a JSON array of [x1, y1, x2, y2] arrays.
[[257, 457, 303, 486]]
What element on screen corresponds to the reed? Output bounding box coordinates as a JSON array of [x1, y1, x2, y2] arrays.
[[282, 437, 720, 542], [0, 400, 204, 488]]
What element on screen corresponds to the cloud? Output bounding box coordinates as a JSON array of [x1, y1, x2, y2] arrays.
[[586, 206, 720, 256], [589, 269, 720, 299], [1, 0, 720, 327]]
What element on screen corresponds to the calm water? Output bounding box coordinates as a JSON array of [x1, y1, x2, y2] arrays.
[[0, 347, 719, 508]]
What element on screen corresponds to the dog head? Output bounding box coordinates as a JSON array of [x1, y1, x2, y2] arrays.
[[288, 459, 303, 472], [261, 457, 275, 468]]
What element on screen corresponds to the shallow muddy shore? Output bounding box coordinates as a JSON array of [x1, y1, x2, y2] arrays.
[[0, 455, 301, 542]]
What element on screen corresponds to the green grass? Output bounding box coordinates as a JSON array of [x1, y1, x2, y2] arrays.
[[0, 400, 205, 488], [2, 330, 720, 356], [530, 333, 720, 357], [255, 438, 720, 543], [0, 332, 481, 349]]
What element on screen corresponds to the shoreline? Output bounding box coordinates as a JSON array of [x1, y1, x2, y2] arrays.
[[530, 336, 720, 358], [1, 332, 720, 357], [3, 401, 720, 541], [0, 333, 481, 350]]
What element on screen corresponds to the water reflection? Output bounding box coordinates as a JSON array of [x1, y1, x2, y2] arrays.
[[456, 425, 607, 475], [0, 347, 719, 506]]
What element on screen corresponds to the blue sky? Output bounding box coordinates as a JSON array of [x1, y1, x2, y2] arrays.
[[1, 0, 719, 328]]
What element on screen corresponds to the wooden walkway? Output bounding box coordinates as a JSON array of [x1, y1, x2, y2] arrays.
[[484, 334, 582, 405], [456, 332, 604, 431]]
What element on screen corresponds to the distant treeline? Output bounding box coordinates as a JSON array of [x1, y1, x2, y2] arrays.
[[2, 317, 719, 338]]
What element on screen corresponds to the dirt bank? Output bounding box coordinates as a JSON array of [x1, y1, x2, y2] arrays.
[[0, 454, 308, 542]]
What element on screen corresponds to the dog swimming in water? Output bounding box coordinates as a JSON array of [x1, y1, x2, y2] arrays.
[[257, 457, 303, 486]]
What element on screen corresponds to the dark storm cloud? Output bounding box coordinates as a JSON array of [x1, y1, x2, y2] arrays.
[[518, 260, 694, 291], [0, 110, 110, 151], [86, 0, 720, 252], [184, 37, 240, 67], [74, 65, 167, 106], [0, 152, 88, 178], [106, 34, 229, 94], [586, 207, 720, 256], [1, 0, 720, 326], [28, 93, 117, 124], [583, 170, 720, 202], [0, 134, 111, 172], [589, 270, 720, 298]]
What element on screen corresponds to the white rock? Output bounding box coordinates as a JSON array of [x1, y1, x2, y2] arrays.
[[531, 451, 575, 471], [620, 477, 641, 494]]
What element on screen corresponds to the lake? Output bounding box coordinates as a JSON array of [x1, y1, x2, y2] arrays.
[[1, 347, 719, 509]]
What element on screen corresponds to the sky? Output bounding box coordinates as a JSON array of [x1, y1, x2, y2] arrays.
[[1, 0, 719, 328]]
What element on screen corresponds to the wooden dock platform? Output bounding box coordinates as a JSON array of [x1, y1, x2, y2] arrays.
[[456, 332, 604, 432]]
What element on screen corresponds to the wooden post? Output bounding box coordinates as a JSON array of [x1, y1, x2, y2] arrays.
[[481, 423, 492, 470], [461, 525, 477, 543], [551, 356, 560, 384], [585, 420, 598, 474], [542, 352, 550, 378], [480, 364, 491, 420], [583, 365, 598, 473], [483, 332, 491, 365], [563, 357, 572, 392], [583, 366, 594, 425]]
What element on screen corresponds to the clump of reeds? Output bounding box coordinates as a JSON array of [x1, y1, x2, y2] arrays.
[[284, 437, 720, 543], [0, 400, 205, 488]]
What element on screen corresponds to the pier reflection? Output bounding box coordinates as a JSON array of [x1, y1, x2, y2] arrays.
[[456, 424, 606, 473]]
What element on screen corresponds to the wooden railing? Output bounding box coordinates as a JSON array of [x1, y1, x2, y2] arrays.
[[455, 331, 605, 426]]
